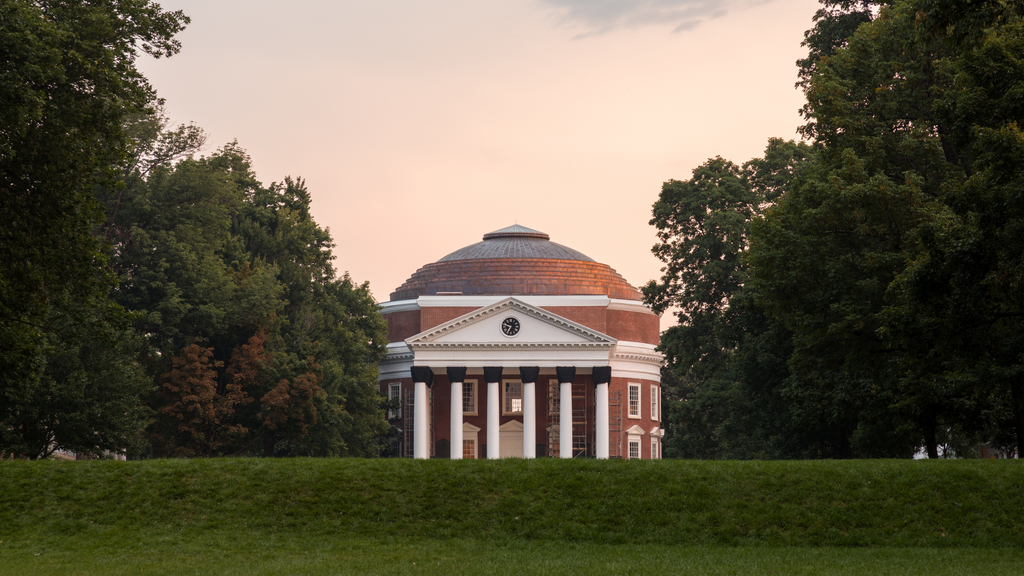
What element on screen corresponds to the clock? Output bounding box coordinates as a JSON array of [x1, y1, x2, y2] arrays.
[[501, 317, 521, 337]]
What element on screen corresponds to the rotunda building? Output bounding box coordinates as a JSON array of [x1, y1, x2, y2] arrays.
[[378, 224, 664, 459]]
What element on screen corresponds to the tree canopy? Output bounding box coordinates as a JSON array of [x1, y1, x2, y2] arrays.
[[651, 0, 1024, 459], [1, 0, 187, 459], [2, 2, 391, 459]]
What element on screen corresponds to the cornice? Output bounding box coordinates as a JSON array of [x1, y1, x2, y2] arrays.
[[406, 297, 616, 345], [409, 342, 612, 352]]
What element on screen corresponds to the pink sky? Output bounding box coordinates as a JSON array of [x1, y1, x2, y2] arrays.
[[137, 0, 822, 329]]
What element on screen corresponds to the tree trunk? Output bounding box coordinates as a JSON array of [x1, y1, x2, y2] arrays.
[[1011, 380, 1024, 459], [923, 417, 939, 459], [263, 433, 276, 458]]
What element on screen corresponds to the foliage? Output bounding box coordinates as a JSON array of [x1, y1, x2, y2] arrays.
[[645, 139, 818, 459], [745, 0, 1024, 457], [103, 125, 389, 458], [0, 0, 187, 458]]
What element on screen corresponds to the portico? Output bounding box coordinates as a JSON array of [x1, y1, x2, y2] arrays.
[[378, 225, 663, 459]]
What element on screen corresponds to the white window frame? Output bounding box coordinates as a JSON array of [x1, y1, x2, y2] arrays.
[[625, 425, 645, 459], [462, 379, 478, 415], [503, 379, 523, 415], [651, 384, 659, 421], [651, 436, 659, 460], [387, 382, 402, 419], [628, 383, 641, 419], [628, 440, 640, 459]]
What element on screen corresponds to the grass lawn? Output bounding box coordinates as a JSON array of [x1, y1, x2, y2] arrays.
[[3, 536, 1022, 575], [2, 458, 1022, 574]]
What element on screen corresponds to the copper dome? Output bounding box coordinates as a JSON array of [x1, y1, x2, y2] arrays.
[[389, 225, 643, 301]]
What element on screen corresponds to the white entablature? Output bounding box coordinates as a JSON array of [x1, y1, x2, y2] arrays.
[[406, 297, 615, 368], [377, 297, 664, 379]]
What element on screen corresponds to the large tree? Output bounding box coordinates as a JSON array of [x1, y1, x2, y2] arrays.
[[749, 0, 1024, 457], [645, 139, 821, 459], [0, 0, 187, 458], [104, 128, 390, 458]]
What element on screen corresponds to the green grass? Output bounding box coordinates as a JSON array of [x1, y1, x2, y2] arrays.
[[1, 458, 1022, 574]]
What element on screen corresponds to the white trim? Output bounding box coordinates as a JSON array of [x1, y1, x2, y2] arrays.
[[379, 300, 421, 314], [383, 295, 659, 313], [463, 422, 481, 459], [462, 379, 478, 415], [628, 383, 641, 419], [406, 298, 616, 345], [503, 378, 523, 415], [625, 424, 645, 460], [610, 341, 664, 381], [405, 298, 617, 369], [607, 298, 659, 316], [651, 384, 659, 421], [378, 343, 414, 381], [387, 381, 399, 416]]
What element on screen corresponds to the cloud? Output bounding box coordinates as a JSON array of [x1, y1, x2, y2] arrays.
[[539, 0, 768, 38]]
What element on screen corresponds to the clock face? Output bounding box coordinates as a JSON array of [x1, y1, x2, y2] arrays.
[[501, 317, 521, 337]]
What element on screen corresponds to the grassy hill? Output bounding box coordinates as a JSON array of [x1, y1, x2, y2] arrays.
[[2, 458, 1021, 549]]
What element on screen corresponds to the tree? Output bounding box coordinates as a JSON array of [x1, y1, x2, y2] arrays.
[[1, 0, 187, 458], [105, 123, 390, 458], [749, 0, 1024, 457], [645, 139, 819, 459]]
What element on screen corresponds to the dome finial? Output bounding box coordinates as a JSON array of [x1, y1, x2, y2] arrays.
[[483, 224, 548, 240]]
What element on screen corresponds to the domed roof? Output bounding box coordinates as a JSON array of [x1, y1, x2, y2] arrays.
[[390, 225, 643, 302], [438, 224, 595, 263]]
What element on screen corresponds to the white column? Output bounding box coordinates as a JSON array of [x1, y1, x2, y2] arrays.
[[450, 380, 463, 459], [523, 382, 536, 458], [487, 381, 500, 459], [596, 382, 609, 459], [414, 381, 429, 459], [560, 381, 573, 458]]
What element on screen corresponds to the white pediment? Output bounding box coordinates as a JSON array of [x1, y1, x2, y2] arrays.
[[406, 298, 616, 347]]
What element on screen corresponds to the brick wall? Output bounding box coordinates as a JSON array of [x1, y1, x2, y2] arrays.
[[540, 306, 607, 334], [420, 306, 481, 332], [606, 309, 660, 345], [610, 376, 661, 459], [384, 310, 421, 342]]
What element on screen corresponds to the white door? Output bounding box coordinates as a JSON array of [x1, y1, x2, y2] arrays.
[[499, 420, 524, 458]]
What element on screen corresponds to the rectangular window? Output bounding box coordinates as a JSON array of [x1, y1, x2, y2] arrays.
[[628, 440, 640, 460], [651, 437, 659, 460], [462, 380, 477, 415], [651, 384, 659, 421], [503, 380, 523, 415], [388, 383, 401, 419], [463, 439, 476, 459], [628, 383, 640, 419]]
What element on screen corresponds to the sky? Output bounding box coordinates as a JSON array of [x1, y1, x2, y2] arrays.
[[136, 0, 823, 329]]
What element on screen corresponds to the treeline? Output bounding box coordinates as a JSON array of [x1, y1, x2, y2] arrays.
[[1, 1, 388, 459], [647, 0, 1024, 459]]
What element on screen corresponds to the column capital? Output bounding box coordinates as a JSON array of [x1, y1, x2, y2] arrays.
[[446, 366, 468, 383], [411, 366, 434, 388], [519, 366, 540, 384], [592, 366, 611, 386], [556, 366, 576, 384], [483, 366, 504, 383]]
